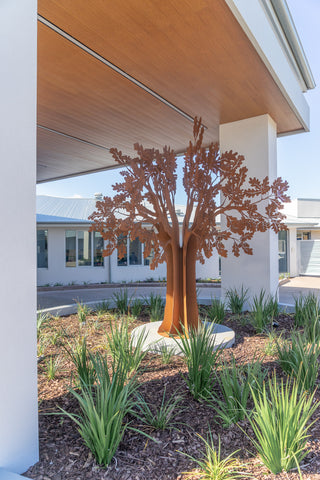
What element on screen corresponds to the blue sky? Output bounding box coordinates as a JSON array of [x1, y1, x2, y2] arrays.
[[37, 0, 319, 204]]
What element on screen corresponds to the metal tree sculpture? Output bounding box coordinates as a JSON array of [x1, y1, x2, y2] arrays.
[[89, 118, 289, 336]]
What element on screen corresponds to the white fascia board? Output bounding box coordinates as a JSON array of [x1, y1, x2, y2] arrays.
[[224, 0, 311, 133]]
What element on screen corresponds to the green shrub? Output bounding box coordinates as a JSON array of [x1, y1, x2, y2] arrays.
[[44, 355, 61, 380], [276, 332, 320, 391], [158, 344, 176, 364], [207, 356, 266, 427], [37, 311, 50, 339], [145, 292, 164, 322], [63, 335, 96, 388], [250, 290, 277, 333], [294, 293, 319, 328], [134, 388, 184, 430], [226, 287, 248, 315], [245, 374, 319, 474], [206, 298, 225, 324], [60, 354, 137, 466], [77, 302, 90, 324], [182, 430, 245, 480], [174, 323, 222, 400], [106, 319, 148, 375], [95, 300, 110, 315], [112, 288, 132, 315], [131, 298, 144, 318]]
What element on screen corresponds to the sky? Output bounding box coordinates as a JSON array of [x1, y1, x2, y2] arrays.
[[37, 0, 320, 205]]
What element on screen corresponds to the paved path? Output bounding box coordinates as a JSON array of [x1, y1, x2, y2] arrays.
[[37, 277, 320, 313]]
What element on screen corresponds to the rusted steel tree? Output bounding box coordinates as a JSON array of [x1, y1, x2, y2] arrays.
[[89, 118, 289, 336]]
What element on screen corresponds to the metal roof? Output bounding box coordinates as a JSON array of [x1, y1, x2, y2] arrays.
[[37, 195, 98, 221]]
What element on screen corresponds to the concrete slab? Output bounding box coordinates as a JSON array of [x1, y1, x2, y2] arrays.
[[131, 321, 235, 354], [0, 469, 31, 479]]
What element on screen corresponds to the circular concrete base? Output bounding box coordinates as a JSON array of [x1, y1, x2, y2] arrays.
[[131, 321, 235, 354]]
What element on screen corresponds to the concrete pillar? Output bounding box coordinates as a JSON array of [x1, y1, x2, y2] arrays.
[[0, 0, 38, 474], [289, 228, 298, 277], [219, 115, 279, 306]]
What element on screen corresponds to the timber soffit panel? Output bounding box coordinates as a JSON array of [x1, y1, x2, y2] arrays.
[[37, 0, 303, 183]]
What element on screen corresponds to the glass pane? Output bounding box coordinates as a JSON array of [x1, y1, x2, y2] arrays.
[[37, 230, 48, 268], [129, 237, 142, 265], [66, 231, 76, 267], [78, 231, 92, 266], [93, 231, 104, 267], [117, 234, 127, 266], [278, 230, 287, 273]]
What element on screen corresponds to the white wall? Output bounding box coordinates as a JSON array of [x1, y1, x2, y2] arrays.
[[37, 226, 221, 285], [220, 115, 279, 305], [0, 0, 38, 473], [38, 227, 108, 286], [297, 199, 320, 218]]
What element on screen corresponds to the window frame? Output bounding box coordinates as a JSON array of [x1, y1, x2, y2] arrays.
[[37, 229, 48, 269], [117, 234, 153, 267], [65, 230, 104, 268]]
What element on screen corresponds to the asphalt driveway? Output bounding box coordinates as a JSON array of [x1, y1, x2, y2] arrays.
[[37, 276, 320, 314]]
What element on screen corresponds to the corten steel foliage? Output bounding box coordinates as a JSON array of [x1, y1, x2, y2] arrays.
[[89, 117, 289, 336]]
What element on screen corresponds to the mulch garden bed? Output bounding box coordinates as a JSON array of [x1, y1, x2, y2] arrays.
[[24, 309, 320, 480]]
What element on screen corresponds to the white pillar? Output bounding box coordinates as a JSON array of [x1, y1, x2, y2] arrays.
[[0, 0, 38, 473], [289, 228, 298, 277], [219, 115, 279, 306]]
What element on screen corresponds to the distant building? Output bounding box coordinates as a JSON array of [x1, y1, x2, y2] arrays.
[[36, 195, 219, 286], [37, 195, 320, 286]]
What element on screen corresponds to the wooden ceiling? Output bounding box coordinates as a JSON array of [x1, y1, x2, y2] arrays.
[[37, 0, 303, 183]]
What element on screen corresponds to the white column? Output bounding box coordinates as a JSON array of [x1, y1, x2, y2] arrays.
[[289, 228, 298, 277], [219, 115, 279, 306], [0, 0, 38, 474]]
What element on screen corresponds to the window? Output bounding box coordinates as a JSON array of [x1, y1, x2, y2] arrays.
[[66, 230, 103, 267], [78, 231, 92, 266], [297, 231, 311, 241], [117, 234, 146, 267], [93, 231, 104, 266], [278, 231, 288, 273], [66, 231, 76, 267], [129, 237, 142, 265], [37, 230, 48, 268]]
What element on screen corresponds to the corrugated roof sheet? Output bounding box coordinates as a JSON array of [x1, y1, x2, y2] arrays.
[[36, 196, 320, 229], [37, 196, 97, 220]]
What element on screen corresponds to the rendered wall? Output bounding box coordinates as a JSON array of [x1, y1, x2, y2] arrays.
[[0, 0, 38, 473], [37, 227, 220, 285], [220, 114, 279, 304]]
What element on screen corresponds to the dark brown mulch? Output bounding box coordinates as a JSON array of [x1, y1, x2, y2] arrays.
[[24, 310, 320, 480]]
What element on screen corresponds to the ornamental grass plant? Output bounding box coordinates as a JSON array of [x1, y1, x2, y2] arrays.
[[245, 373, 319, 474], [182, 431, 246, 480], [226, 287, 248, 315], [60, 353, 138, 466], [106, 319, 148, 375], [175, 323, 223, 400], [206, 298, 226, 324], [134, 387, 184, 431], [63, 334, 97, 388], [249, 290, 278, 333], [294, 293, 319, 329], [206, 356, 266, 426], [276, 332, 320, 391]]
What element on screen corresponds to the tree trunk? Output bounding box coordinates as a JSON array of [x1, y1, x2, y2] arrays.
[[157, 236, 199, 336]]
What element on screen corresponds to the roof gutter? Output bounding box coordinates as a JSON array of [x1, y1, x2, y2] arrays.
[[269, 0, 316, 90]]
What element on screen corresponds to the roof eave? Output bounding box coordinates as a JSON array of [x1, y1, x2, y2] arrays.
[[269, 0, 316, 91]]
